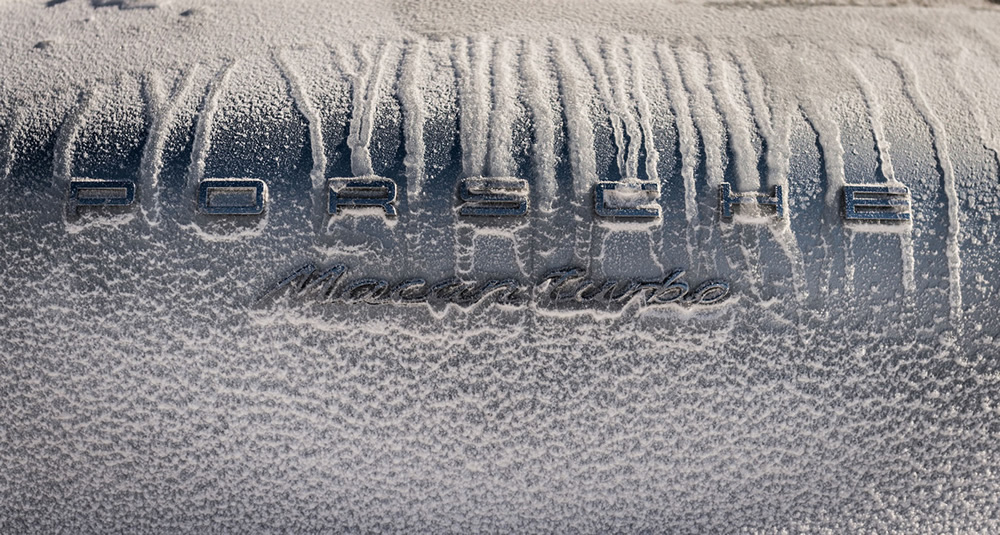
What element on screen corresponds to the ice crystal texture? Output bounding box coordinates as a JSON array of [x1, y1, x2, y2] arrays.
[[2, 0, 1000, 532]]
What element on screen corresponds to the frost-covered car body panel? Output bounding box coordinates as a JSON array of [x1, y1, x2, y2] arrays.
[[2, 0, 1000, 532]]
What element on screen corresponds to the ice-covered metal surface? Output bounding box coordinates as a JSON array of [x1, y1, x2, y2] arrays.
[[2, 0, 1000, 531]]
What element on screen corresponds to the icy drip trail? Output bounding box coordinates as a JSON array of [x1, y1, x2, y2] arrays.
[[581, 37, 663, 274], [453, 35, 491, 178], [520, 38, 559, 283], [53, 86, 99, 187], [891, 51, 963, 321], [675, 45, 725, 189], [488, 38, 532, 277], [521, 39, 558, 212], [844, 232, 855, 293], [704, 41, 764, 294], [140, 68, 198, 225], [797, 65, 846, 209], [276, 51, 327, 192], [185, 61, 236, 190], [576, 38, 637, 179], [627, 39, 659, 184], [792, 47, 846, 297], [54, 83, 141, 234], [655, 41, 699, 267], [675, 44, 726, 274], [552, 37, 598, 197], [452, 36, 490, 276], [850, 58, 916, 296], [345, 42, 395, 177], [849, 62, 896, 184], [181, 60, 274, 243], [553, 37, 598, 268], [627, 39, 666, 274], [601, 38, 642, 179], [487, 38, 517, 177], [399, 40, 427, 204], [731, 42, 808, 300], [707, 41, 758, 192]]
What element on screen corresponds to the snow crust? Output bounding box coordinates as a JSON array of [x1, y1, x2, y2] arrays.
[[2, 0, 1000, 532]]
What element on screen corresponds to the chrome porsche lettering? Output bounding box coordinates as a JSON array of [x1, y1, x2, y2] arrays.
[[719, 182, 784, 221], [843, 184, 912, 222], [69, 178, 135, 208], [328, 176, 398, 216], [197, 178, 267, 215], [65, 175, 914, 227], [594, 180, 661, 219], [458, 177, 529, 217]]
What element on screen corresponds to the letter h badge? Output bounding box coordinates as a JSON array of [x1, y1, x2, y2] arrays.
[[719, 182, 784, 221]]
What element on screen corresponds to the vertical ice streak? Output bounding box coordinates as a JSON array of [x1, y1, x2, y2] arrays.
[[774, 49, 843, 297], [707, 44, 759, 192], [399, 40, 427, 203], [732, 46, 790, 189], [655, 41, 699, 265], [276, 51, 327, 191], [676, 44, 728, 273], [797, 83, 846, 206], [789, 50, 847, 298], [521, 38, 558, 285], [454, 223, 474, 276], [347, 42, 394, 177], [553, 36, 598, 266], [624, 38, 665, 274], [707, 42, 765, 295], [601, 38, 642, 179], [892, 52, 963, 320], [627, 38, 659, 184], [487, 37, 517, 177], [676, 46, 725, 188], [186, 61, 236, 189], [453, 35, 491, 178], [850, 61, 896, 184], [342, 42, 370, 176], [53, 86, 99, 186], [731, 46, 793, 191], [732, 44, 808, 299], [898, 231, 917, 300], [732, 48, 774, 147], [521, 38, 558, 211], [553, 37, 598, 196], [844, 232, 856, 294], [452, 36, 493, 277], [487, 38, 530, 277], [576, 38, 629, 178], [850, 59, 916, 296], [140, 68, 197, 223]]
